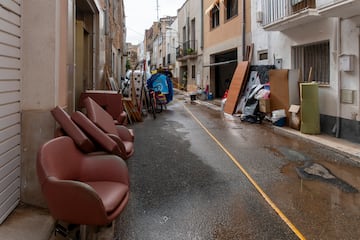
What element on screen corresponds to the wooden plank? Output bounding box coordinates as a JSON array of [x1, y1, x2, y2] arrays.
[[224, 61, 250, 114], [269, 69, 290, 120], [123, 99, 142, 122]]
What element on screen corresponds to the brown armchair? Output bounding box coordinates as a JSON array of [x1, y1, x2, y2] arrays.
[[83, 96, 134, 141], [50, 106, 96, 153], [71, 111, 134, 160], [79, 90, 128, 125], [37, 136, 129, 238]]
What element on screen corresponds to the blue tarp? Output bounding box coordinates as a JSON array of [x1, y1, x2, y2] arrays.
[[147, 73, 173, 103]]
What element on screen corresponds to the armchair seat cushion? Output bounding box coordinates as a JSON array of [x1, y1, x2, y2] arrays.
[[86, 181, 129, 214]]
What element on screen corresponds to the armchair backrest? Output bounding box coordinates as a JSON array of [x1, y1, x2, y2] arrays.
[[37, 136, 82, 186], [51, 106, 95, 153], [71, 111, 124, 156], [83, 97, 119, 135]]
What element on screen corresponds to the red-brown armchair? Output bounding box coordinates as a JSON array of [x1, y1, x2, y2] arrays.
[[37, 136, 129, 239], [83, 96, 135, 141]]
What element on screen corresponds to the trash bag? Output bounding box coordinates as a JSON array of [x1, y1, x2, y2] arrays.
[[241, 84, 265, 124]]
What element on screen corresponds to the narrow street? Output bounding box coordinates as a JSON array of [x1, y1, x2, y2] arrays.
[[113, 92, 360, 240]]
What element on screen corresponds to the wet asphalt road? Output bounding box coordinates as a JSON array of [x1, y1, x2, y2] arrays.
[[115, 93, 360, 240]]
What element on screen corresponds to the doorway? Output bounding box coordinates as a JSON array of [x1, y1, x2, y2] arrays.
[[213, 49, 237, 98]]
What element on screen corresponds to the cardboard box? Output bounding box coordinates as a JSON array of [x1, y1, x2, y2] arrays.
[[289, 104, 301, 130], [259, 98, 270, 113]]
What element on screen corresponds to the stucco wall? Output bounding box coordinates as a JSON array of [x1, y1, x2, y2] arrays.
[[251, 0, 360, 121], [21, 0, 65, 207]]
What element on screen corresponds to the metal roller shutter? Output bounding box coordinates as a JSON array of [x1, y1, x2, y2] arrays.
[[0, 0, 21, 224]]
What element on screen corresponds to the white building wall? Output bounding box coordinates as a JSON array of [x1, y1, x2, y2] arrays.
[[177, 0, 203, 90], [251, 0, 360, 120], [340, 16, 360, 120]]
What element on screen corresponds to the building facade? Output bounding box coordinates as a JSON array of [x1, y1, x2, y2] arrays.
[[203, 0, 251, 98], [176, 0, 204, 92], [0, 0, 127, 223], [252, 0, 360, 142]]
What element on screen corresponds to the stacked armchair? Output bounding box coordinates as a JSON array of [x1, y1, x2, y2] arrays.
[[37, 96, 134, 239]]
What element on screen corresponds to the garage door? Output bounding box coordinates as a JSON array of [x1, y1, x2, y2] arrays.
[[0, 0, 21, 224]]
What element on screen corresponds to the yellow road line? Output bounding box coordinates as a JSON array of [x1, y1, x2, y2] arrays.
[[184, 105, 306, 240]]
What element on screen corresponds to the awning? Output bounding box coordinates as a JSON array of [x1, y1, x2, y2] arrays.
[[205, 0, 221, 15], [203, 59, 238, 67]]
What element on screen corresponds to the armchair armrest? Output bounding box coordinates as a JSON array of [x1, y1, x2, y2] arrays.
[[43, 177, 109, 225], [108, 134, 127, 154], [116, 125, 134, 141]]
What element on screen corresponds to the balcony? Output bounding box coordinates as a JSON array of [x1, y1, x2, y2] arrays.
[[317, 0, 360, 18], [260, 0, 360, 31], [260, 0, 319, 31], [176, 40, 198, 61]]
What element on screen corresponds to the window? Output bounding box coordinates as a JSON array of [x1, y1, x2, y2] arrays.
[[291, 0, 303, 5], [192, 65, 196, 79], [292, 41, 330, 84], [225, 0, 238, 20], [258, 50, 268, 61], [211, 6, 220, 29]]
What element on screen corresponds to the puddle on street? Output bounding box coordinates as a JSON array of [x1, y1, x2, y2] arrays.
[[278, 160, 360, 239]]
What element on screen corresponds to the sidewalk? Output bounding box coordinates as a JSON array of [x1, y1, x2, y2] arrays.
[[275, 126, 360, 165], [189, 94, 360, 166]]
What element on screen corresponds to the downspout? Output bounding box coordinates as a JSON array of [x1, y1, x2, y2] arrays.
[[336, 17, 342, 138], [242, 0, 246, 61], [201, 0, 204, 50]]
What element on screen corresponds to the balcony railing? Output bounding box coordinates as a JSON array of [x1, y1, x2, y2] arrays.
[[176, 40, 198, 59], [260, 0, 316, 26]]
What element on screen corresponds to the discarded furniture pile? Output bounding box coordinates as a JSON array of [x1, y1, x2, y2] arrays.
[[223, 63, 320, 134], [37, 94, 135, 239], [108, 69, 173, 122]]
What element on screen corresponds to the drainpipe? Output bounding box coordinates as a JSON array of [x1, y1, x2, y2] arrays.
[[242, 0, 246, 61], [336, 17, 342, 138], [201, 0, 204, 50]]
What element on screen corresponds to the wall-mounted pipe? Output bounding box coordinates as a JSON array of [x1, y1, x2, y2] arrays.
[[336, 17, 342, 138], [242, 0, 246, 61]]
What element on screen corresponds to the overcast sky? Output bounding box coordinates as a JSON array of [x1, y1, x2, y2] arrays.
[[124, 0, 185, 44]]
